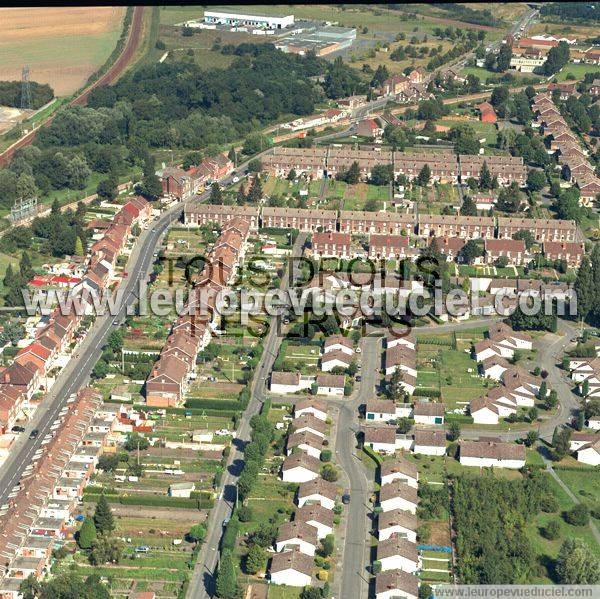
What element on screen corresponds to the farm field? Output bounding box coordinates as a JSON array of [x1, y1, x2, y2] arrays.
[[0, 7, 125, 96]]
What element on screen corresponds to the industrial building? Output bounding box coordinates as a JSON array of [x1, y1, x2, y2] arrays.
[[276, 24, 357, 56], [203, 8, 294, 29]]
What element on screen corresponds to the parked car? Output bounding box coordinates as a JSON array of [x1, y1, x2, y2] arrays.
[[11, 425, 25, 433], [29, 429, 39, 440], [342, 492, 351, 505]]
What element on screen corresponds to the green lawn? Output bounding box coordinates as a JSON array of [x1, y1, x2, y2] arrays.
[[554, 468, 600, 521], [556, 63, 600, 82]]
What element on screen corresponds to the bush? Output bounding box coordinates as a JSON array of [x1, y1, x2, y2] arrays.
[[539, 493, 559, 513], [564, 504, 590, 526], [320, 450, 332, 462], [541, 519, 560, 540], [238, 505, 253, 522]]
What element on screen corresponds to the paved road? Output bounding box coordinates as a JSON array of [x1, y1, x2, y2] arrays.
[[187, 233, 307, 599], [0, 198, 182, 507], [335, 335, 381, 599]]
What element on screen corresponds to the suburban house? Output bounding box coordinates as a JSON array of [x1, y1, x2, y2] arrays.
[[375, 570, 419, 599], [275, 520, 319, 556], [316, 374, 345, 397], [366, 399, 399, 423], [412, 429, 446, 456], [377, 536, 420, 573], [287, 430, 325, 460], [575, 437, 600, 466], [296, 478, 337, 510], [365, 426, 397, 455], [295, 504, 334, 539], [321, 350, 353, 372], [378, 509, 418, 542], [281, 450, 320, 483], [412, 401, 445, 425], [323, 335, 354, 356], [379, 480, 419, 514], [270, 371, 313, 394], [269, 549, 313, 587], [292, 414, 327, 439], [459, 439, 526, 469], [380, 458, 419, 488], [477, 102, 497, 123], [294, 397, 328, 421], [484, 239, 527, 266]]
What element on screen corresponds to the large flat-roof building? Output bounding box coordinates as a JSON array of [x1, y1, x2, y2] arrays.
[[204, 8, 294, 29]]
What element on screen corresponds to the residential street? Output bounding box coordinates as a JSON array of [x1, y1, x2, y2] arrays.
[[187, 233, 307, 599], [335, 335, 381, 599]]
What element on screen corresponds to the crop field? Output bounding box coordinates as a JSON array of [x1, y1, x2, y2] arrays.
[[0, 7, 125, 96]]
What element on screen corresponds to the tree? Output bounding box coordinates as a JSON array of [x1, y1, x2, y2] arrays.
[[565, 504, 590, 527], [396, 417, 412, 434], [247, 176, 263, 204], [89, 535, 124, 565], [77, 516, 97, 550], [512, 229, 535, 250], [321, 534, 335, 557], [97, 176, 118, 201], [245, 544, 266, 574], [417, 164, 431, 186], [188, 523, 207, 544], [137, 172, 162, 200], [216, 549, 238, 599], [19, 252, 34, 281], [74, 236, 84, 256], [370, 163, 394, 186], [91, 359, 108, 380], [124, 432, 150, 452], [496, 43, 512, 72], [545, 389, 558, 410], [93, 495, 115, 534], [552, 426, 571, 461], [209, 182, 223, 205], [496, 182, 523, 213], [554, 187, 583, 222], [447, 421, 460, 441], [526, 169, 546, 192], [320, 463, 339, 482], [16, 172, 38, 199], [575, 255, 595, 322], [461, 195, 477, 216], [107, 328, 123, 354], [478, 161, 492, 190], [419, 583, 433, 599], [537, 380, 547, 400], [343, 161, 360, 184], [525, 430, 538, 447], [67, 155, 91, 190], [19, 575, 41, 599], [556, 539, 600, 583], [458, 239, 483, 265], [387, 369, 408, 402], [97, 453, 120, 472], [541, 519, 560, 540], [544, 41, 570, 76]]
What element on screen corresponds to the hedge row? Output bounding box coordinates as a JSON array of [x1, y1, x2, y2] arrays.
[[413, 387, 442, 398], [84, 493, 213, 510], [184, 399, 243, 411]]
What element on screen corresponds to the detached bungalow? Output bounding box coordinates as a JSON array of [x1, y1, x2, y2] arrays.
[[375, 569, 419, 599], [321, 350, 353, 372], [323, 334, 354, 356], [270, 372, 313, 394], [366, 399, 398, 423], [380, 458, 419, 488], [293, 414, 327, 439], [294, 397, 327, 421], [270, 549, 313, 587], [297, 478, 337, 510], [295, 504, 334, 539], [275, 520, 319, 556], [378, 509, 418, 542], [412, 429, 446, 456], [379, 480, 419, 514], [281, 452, 321, 483], [287, 430, 325, 460], [316, 374, 345, 397], [459, 439, 526, 469], [413, 401, 444, 425], [576, 438, 600, 466], [365, 426, 397, 455], [377, 536, 420, 573]]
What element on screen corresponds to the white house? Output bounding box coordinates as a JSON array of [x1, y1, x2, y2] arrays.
[[270, 550, 313, 587], [297, 478, 336, 510], [295, 504, 334, 539], [275, 521, 319, 556], [323, 334, 354, 356], [480, 355, 511, 381], [469, 397, 500, 425], [379, 481, 419, 514], [375, 570, 419, 599], [377, 536, 420, 573], [316, 374, 345, 396], [366, 399, 398, 423], [502, 370, 541, 407], [378, 509, 418, 542], [588, 417, 600, 430], [293, 414, 327, 438], [281, 452, 320, 483], [294, 398, 327, 421], [412, 429, 446, 456], [459, 440, 526, 469], [413, 401, 444, 425], [270, 371, 313, 394], [576, 438, 600, 466], [365, 426, 397, 455], [321, 350, 353, 372], [380, 458, 419, 488], [384, 345, 417, 379], [386, 332, 416, 352], [287, 430, 324, 460], [569, 432, 599, 452]]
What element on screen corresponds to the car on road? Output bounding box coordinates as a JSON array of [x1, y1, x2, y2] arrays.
[[342, 492, 351, 504], [29, 429, 39, 440], [232, 176, 239, 183], [355, 375, 362, 382], [11, 425, 25, 433]]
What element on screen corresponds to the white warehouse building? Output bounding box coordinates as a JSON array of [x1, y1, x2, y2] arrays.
[[204, 9, 294, 29]]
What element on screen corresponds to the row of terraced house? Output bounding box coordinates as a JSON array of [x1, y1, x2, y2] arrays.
[[0, 197, 152, 438], [184, 203, 581, 243], [0, 388, 118, 597], [144, 217, 251, 407], [260, 146, 526, 186]]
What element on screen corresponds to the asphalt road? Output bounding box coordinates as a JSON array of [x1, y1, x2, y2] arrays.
[[335, 335, 381, 599], [187, 233, 307, 599]]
